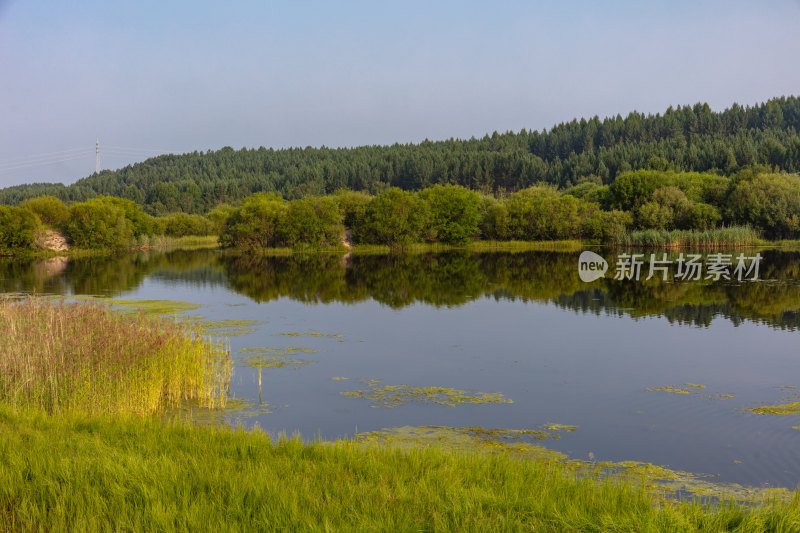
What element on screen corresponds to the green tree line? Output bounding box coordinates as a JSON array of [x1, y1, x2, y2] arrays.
[[1, 97, 799, 215], [220, 168, 800, 251], [0, 195, 214, 254], [2, 167, 799, 254]]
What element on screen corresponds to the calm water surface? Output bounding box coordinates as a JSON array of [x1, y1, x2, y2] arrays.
[[2, 249, 799, 489]]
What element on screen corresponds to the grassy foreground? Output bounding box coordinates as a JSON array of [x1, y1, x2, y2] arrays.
[[1, 406, 799, 532]]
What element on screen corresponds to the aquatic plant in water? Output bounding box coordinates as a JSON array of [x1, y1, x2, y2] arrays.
[[646, 383, 734, 402], [239, 356, 316, 370], [169, 397, 274, 425], [240, 346, 322, 356], [102, 299, 205, 315], [356, 426, 793, 505], [749, 401, 800, 415], [238, 347, 320, 369], [459, 424, 578, 443], [747, 387, 800, 416], [192, 319, 266, 336], [645, 383, 705, 395], [275, 330, 343, 338], [0, 297, 231, 416], [58, 297, 264, 337], [341, 382, 512, 408]]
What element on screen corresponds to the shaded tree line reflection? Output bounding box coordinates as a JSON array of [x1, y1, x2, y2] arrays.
[[1, 249, 798, 330]]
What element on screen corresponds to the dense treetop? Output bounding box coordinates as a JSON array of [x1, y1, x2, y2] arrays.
[[1, 96, 799, 215]]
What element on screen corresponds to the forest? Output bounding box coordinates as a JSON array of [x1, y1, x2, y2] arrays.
[[0, 96, 798, 216]]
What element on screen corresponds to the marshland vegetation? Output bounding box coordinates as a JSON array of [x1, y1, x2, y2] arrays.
[[0, 297, 230, 415], [3, 405, 800, 531]]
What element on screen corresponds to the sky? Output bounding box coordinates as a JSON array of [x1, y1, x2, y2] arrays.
[[1, 0, 799, 187]]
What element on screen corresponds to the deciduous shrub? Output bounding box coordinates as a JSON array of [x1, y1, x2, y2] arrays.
[[725, 170, 800, 238], [283, 196, 343, 247], [19, 196, 69, 227], [0, 206, 40, 253], [418, 185, 481, 245], [160, 212, 215, 237], [505, 186, 594, 240], [356, 188, 429, 246], [65, 198, 133, 249], [219, 193, 288, 250]]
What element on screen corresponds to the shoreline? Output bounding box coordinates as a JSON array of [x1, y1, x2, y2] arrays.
[[4, 236, 800, 261]]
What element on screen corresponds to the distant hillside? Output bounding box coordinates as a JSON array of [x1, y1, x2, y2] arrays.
[[2, 96, 799, 215]]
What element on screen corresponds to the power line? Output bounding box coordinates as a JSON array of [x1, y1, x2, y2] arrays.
[[0, 143, 184, 176], [103, 146, 178, 155], [0, 153, 94, 173], [0, 147, 90, 167]]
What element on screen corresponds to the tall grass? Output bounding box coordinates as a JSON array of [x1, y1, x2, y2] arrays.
[[132, 234, 219, 250], [348, 240, 585, 254], [0, 297, 230, 416], [618, 226, 761, 248], [0, 405, 798, 532]]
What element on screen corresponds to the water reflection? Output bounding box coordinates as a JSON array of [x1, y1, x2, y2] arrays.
[[1, 248, 799, 330]]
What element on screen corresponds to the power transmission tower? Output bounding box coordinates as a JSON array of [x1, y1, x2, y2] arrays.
[[95, 139, 100, 174]]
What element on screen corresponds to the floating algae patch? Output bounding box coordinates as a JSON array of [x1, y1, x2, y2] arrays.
[[240, 347, 322, 356], [331, 377, 349, 381], [275, 330, 343, 338], [647, 383, 735, 401], [238, 347, 320, 370], [192, 319, 266, 336], [356, 426, 793, 505], [239, 356, 316, 370], [106, 299, 205, 315], [646, 386, 694, 395], [62, 297, 262, 336], [60, 297, 204, 316], [169, 397, 274, 425], [459, 424, 578, 443], [683, 383, 705, 389], [749, 401, 800, 416], [748, 388, 800, 415], [355, 426, 566, 462], [223, 398, 274, 418], [646, 383, 705, 395], [358, 378, 382, 387], [585, 460, 789, 503], [341, 383, 512, 408], [703, 393, 735, 401]]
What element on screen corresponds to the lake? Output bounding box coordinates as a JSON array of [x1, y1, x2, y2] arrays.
[[2, 248, 799, 490]]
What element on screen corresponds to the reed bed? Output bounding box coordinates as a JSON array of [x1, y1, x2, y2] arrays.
[[346, 240, 584, 254], [617, 226, 761, 248], [0, 297, 230, 416]]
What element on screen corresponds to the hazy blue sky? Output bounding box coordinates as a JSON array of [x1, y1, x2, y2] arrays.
[[1, 0, 798, 187]]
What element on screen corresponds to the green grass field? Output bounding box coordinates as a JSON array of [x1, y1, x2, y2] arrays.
[[2, 405, 800, 532]]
